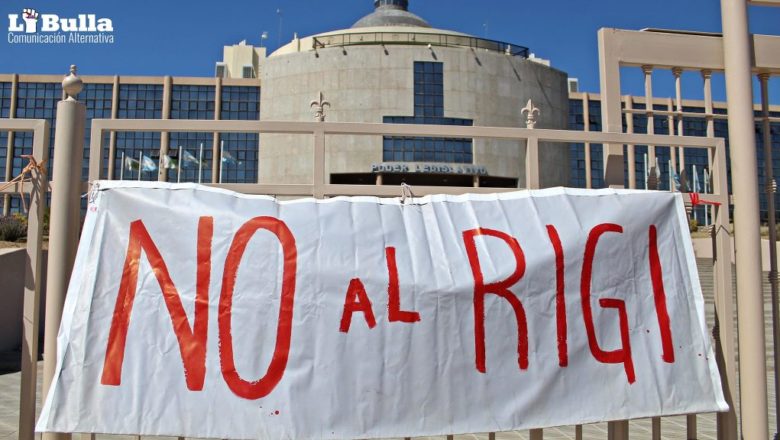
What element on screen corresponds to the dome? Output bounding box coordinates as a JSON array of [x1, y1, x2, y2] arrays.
[[352, 0, 431, 29]]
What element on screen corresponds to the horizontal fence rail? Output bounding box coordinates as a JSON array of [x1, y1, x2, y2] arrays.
[[88, 119, 729, 206]]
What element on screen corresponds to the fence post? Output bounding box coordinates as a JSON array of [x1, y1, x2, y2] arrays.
[[41, 66, 86, 440], [720, 0, 769, 438], [18, 120, 50, 440]]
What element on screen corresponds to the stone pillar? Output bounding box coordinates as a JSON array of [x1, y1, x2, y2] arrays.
[[42, 65, 86, 440], [720, 0, 769, 438]]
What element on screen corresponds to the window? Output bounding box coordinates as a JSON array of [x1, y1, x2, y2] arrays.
[[0, 82, 11, 119], [218, 132, 258, 183], [215, 63, 226, 78], [383, 62, 474, 164], [113, 131, 161, 181], [0, 83, 11, 188], [118, 84, 163, 119], [171, 85, 215, 120], [168, 132, 213, 183], [15, 82, 61, 177], [83, 83, 113, 180], [220, 86, 260, 120]]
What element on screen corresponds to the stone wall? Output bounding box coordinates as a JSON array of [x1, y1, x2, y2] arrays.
[[0, 248, 47, 353], [259, 44, 569, 187]]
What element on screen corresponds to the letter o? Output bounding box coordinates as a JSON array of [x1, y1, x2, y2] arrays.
[[218, 216, 297, 399]]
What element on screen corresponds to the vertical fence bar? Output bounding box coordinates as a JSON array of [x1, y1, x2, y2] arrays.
[[18, 120, 50, 440], [703, 70, 715, 227], [608, 420, 629, 440], [674, 68, 687, 179], [712, 139, 738, 440], [88, 123, 104, 182], [107, 76, 119, 180], [760, 72, 780, 440], [158, 76, 172, 182], [599, 32, 625, 188], [668, 98, 677, 179], [643, 66, 656, 166], [687, 416, 697, 439], [313, 127, 326, 198], [644, 64, 662, 440], [530, 428, 543, 439], [674, 68, 697, 437], [652, 417, 661, 440], [625, 96, 636, 189], [583, 92, 592, 189], [42, 67, 86, 440], [525, 136, 540, 189], [213, 76, 222, 184]]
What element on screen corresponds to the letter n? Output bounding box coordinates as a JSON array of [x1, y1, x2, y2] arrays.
[[100, 217, 213, 391]]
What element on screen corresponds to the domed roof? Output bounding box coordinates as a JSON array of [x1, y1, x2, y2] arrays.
[[352, 0, 430, 29]]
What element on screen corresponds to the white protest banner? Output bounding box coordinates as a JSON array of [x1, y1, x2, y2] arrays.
[[37, 181, 727, 439]]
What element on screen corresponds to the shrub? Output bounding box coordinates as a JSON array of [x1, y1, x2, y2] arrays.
[[0, 215, 27, 242], [689, 218, 699, 233], [11, 212, 27, 228], [43, 209, 50, 235]]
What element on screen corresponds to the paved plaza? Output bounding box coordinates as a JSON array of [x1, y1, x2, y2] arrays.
[[0, 259, 776, 439]]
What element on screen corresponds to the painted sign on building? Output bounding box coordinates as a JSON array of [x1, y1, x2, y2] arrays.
[[371, 162, 488, 175], [37, 182, 727, 438]]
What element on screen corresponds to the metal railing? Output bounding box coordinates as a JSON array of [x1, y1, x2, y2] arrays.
[[312, 31, 530, 58], [0, 114, 739, 439]]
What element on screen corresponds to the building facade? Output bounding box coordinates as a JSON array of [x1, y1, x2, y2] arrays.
[[568, 92, 780, 220], [256, 0, 570, 188], [0, 74, 260, 213], [2, 77, 779, 220]]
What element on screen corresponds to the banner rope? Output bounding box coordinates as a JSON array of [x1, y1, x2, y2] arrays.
[[400, 182, 414, 204], [0, 155, 46, 214]]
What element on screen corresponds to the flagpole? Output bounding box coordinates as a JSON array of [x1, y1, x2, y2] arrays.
[[643, 153, 648, 189], [178, 146, 182, 183], [120, 152, 125, 181], [198, 143, 203, 184], [219, 140, 224, 184], [138, 151, 143, 182]]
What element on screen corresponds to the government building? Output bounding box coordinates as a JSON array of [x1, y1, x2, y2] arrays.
[[1, 0, 778, 219]]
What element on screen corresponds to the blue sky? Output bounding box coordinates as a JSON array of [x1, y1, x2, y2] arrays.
[[1, 0, 778, 102]]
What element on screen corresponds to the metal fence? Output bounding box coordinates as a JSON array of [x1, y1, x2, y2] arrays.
[[0, 113, 738, 439], [312, 31, 530, 58]]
